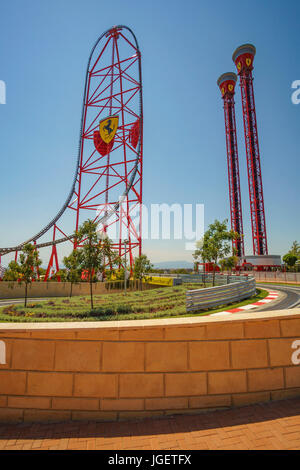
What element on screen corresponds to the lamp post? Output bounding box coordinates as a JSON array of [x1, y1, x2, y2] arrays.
[[97, 230, 106, 282], [124, 239, 129, 295]]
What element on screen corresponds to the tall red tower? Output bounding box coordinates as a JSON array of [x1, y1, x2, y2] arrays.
[[233, 44, 268, 256], [217, 72, 245, 259]]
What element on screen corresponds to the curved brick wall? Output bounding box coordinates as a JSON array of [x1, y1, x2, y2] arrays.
[[0, 281, 147, 299], [0, 309, 300, 423]]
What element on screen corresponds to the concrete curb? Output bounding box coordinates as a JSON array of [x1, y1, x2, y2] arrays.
[[211, 289, 280, 316]]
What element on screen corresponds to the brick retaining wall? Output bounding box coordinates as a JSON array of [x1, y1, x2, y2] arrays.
[[0, 309, 299, 423], [0, 281, 157, 299]]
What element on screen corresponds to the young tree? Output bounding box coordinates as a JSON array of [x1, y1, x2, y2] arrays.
[[63, 250, 83, 297], [14, 244, 42, 307], [99, 236, 121, 277], [206, 220, 238, 285], [133, 254, 153, 289], [219, 258, 227, 272], [289, 241, 300, 259], [227, 256, 239, 272], [193, 260, 199, 273], [193, 237, 209, 287], [194, 220, 237, 286], [75, 220, 120, 309], [220, 256, 239, 272], [283, 253, 298, 269], [75, 220, 104, 310], [3, 261, 21, 281], [38, 267, 46, 279]]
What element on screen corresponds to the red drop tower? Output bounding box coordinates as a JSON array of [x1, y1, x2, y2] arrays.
[[232, 44, 268, 256], [217, 72, 245, 259]]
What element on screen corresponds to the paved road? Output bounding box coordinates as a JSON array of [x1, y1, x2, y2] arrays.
[[0, 298, 49, 307], [257, 283, 300, 311]]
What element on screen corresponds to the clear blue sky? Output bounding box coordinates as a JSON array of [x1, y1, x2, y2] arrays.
[[0, 0, 299, 265]]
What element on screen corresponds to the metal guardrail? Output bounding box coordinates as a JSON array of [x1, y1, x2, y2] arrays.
[[186, 276, 256, 312], [180, 273, 250, 285], [150, 272, 251, 285]]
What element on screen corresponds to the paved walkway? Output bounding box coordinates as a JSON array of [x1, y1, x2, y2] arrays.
[[0, 398, 299, 450]]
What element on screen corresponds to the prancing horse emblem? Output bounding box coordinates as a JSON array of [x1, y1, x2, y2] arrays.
[[99, 115, 119, 144]]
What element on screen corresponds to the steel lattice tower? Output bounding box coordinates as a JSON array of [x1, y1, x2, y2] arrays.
[[217, 72, 245, 259], [233, 44, 268, 256], [0, 26, 143, 280]]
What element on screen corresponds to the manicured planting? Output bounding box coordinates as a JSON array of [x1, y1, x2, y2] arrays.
[[0, 285, 269, 322], [258, 281, 300, 287]]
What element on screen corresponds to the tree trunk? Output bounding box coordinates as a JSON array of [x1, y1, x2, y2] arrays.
[[25, 283, 28, 307], [70, 282, 73, 298], [212, 264, 216, 287], [90, 280, 93, 310]]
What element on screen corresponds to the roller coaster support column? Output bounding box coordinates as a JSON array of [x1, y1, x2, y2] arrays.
[[44, 225, 60, 281]]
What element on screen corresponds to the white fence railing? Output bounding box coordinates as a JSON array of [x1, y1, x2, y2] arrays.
[[251, 271, 300, 283], [186, 277, 256, 312]]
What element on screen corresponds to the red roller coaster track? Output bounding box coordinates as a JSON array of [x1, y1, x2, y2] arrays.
[[0, 25, 143, 279]]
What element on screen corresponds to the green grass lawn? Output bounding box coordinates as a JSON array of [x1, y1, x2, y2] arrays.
[[0, 284, 269, 323], [257, 281, 300, 287]]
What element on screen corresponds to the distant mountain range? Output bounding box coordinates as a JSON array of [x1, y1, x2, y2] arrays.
[[1, 261, 195, 270], [152, 260, 194, 269]]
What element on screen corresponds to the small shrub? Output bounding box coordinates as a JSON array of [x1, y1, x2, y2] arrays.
[[90, 307, 105, 317], [2, 305, 17, 315], [104, 307, 116, 315], [25, 312, 35, 317], [116, 305, 132, 314], [133, 306, 143, 313]]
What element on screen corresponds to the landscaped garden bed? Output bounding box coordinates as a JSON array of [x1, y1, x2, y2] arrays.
[[0, 284, 269, 322]]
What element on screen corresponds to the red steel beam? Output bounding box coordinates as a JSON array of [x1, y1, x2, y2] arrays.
[[233, 44, 268, 256], [217, 72, 245, 259]]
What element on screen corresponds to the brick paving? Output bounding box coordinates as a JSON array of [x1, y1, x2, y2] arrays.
[[0, 397, 299, 450]]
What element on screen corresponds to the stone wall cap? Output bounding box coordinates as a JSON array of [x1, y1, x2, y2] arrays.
[[0, 308, 299, 332]]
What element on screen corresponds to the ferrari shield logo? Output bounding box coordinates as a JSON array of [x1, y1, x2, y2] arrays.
[[99, 115, 119, 144]]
